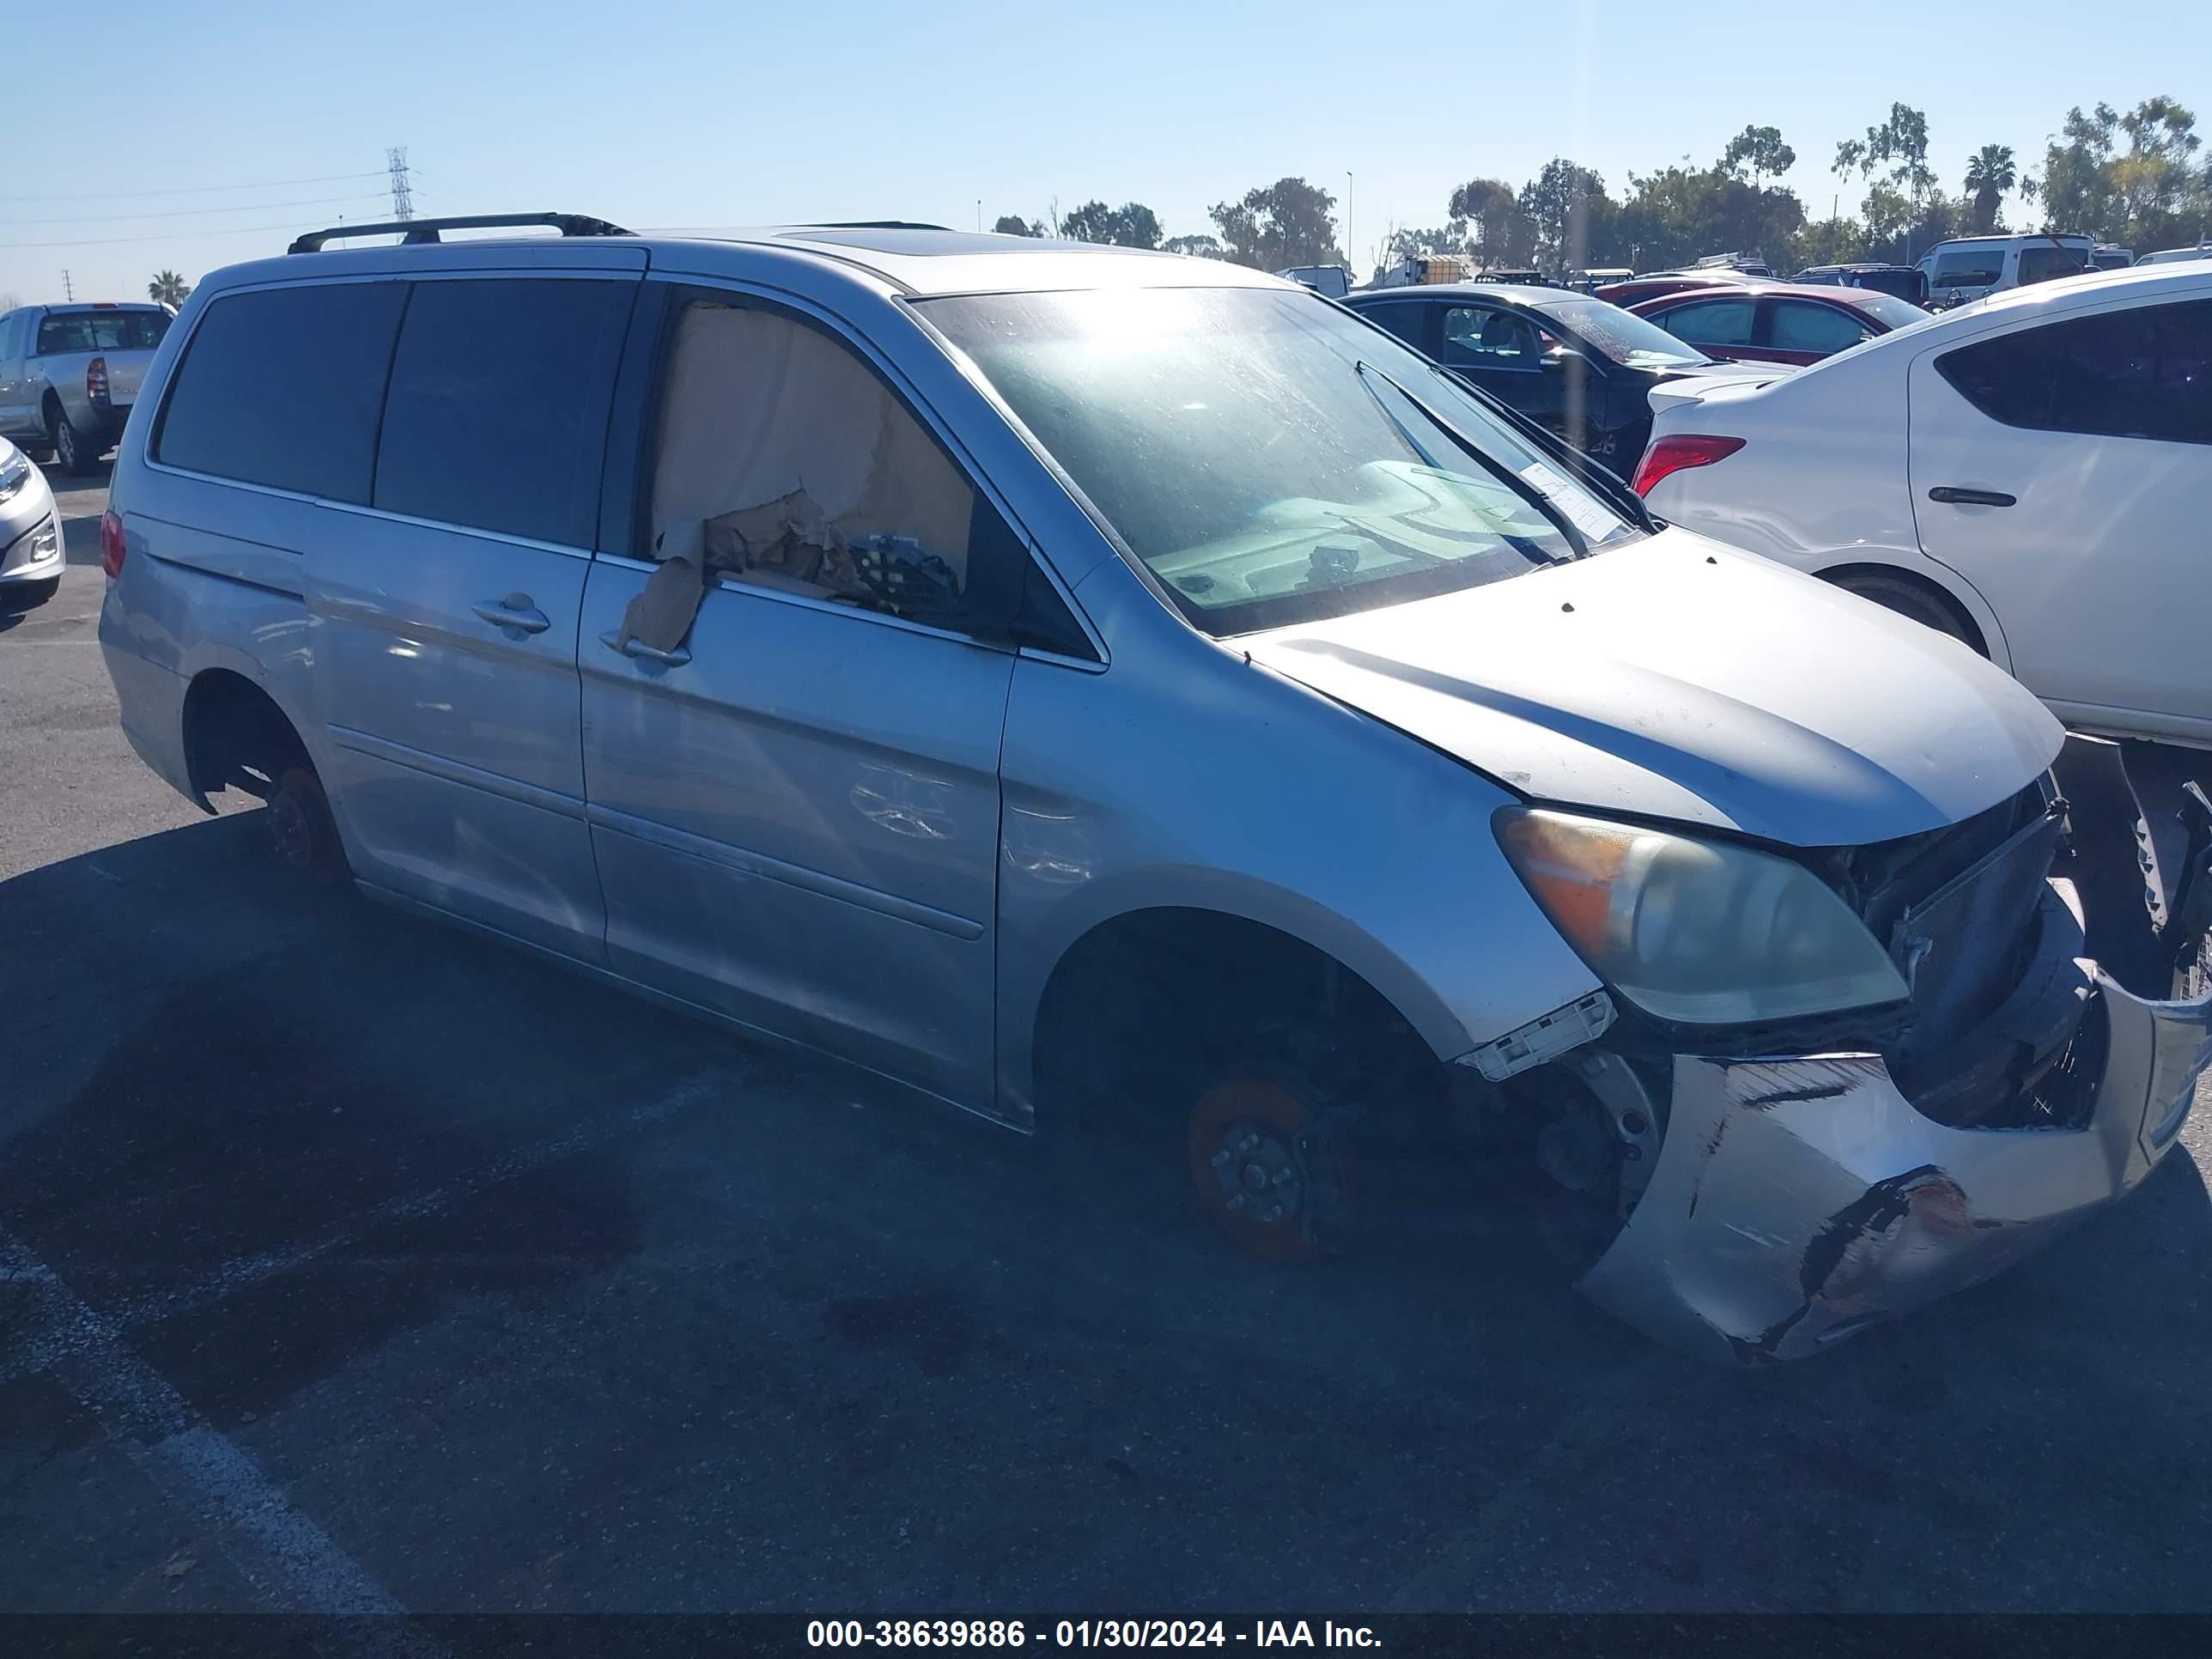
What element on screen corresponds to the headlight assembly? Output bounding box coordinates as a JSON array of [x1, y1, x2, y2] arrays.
[[0, 446, 29, 504], [1497, 807, 1908, 1024]]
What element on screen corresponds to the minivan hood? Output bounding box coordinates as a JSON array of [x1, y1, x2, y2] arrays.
[[1243, 532, 2062, 848]]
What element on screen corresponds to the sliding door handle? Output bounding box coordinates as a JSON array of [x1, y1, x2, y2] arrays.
[[471, 594, 552, 633], [599, 629, 691, 667], [1927, 486, 2017, 507]]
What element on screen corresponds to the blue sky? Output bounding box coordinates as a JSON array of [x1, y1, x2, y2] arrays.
[[2, 0, 2203, 303]]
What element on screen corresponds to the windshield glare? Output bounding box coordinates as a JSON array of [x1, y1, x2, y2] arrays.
[[1528, 296, 1714, 367], [920, 287, 1636, 635]]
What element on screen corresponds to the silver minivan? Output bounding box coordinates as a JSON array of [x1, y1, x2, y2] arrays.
[[99, 216, 2212, 1364]]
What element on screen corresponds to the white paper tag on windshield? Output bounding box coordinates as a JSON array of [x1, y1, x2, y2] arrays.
[[1520, 461, 1624, 544]]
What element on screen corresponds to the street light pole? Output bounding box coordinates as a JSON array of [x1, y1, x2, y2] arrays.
[[1346, 171, 1354, 270]]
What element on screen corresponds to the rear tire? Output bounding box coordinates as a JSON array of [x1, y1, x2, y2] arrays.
[[47, 404, 99, 477], [267, 765, 349, 888], [1830, 571, 1979, 651]]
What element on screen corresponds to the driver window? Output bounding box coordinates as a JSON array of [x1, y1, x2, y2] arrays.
[[1441, 306, 1541, 368], [649, 299, 992, 629]]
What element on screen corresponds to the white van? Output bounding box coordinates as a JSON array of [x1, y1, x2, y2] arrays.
[[1916, 233, 2093, 307], [1273, 264, 1352, 298]]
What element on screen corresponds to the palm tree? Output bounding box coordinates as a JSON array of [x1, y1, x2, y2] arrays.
[[148, 270, 191, 307], [1964, 146, 2017, 234]]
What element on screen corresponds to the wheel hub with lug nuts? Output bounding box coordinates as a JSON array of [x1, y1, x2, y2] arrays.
[[1186, 1076, 1325, 1261], [1207, 1122, 1303, 1228]]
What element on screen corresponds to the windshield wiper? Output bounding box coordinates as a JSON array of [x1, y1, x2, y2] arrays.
[[1420, 361, 1662, 536], [1354, 360, 1450, 472], [1355, 362, 1589, 558]]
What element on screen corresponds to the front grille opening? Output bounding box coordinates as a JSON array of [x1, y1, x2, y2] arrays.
[[1907, 991, 2109, 1131], [1808, 780, 2065, 1062]]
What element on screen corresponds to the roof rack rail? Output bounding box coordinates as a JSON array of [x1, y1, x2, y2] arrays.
[[287, 212, 633, 255]]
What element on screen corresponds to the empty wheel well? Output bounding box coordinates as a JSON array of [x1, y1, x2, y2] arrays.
[[181, 670, 310, 803], [1819, 562, 1988, 656], [1030, 908, 1438, 1132], [40, 389, 63, 424]]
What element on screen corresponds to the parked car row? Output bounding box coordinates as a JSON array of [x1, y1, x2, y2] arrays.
[[85, 215, 2211, 1368], [1342, 249, 2209, 751], [1343, 282, 1790, 466]]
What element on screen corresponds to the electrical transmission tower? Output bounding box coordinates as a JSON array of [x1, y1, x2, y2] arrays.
[[386, 147, 414, 222]]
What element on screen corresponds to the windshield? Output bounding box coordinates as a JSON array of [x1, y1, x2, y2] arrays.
[[918, 286, 1637, 635], [1524, 296, 1714, 368], [1850, 291, 1932, 330]]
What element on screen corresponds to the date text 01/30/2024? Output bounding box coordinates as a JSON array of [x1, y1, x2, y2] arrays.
[[806, 1620, 1383, 1649]]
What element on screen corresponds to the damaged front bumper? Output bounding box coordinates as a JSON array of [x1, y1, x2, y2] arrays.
[[1577, 752, 2212, 1364]]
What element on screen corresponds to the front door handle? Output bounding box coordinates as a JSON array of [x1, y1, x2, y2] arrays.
[[472, 593, 551, 633], [1927, 486, 2017, 507], [599, 629, 691, 667]]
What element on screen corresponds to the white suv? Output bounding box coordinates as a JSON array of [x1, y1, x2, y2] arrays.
[[1635, 263, 2212, 748]]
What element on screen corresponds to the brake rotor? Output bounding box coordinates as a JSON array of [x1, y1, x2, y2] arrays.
[[1187, 1076, 1328, 1262]]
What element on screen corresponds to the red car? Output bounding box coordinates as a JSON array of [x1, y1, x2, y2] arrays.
[[1591, 270, 1773, 307], [1626, 283, 1930, 366]]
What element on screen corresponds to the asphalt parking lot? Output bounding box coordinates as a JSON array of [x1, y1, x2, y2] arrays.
[[7, 465, 2212, 1619]]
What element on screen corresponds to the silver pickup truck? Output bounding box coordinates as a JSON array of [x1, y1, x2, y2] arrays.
[[0, 301, 174, 475]]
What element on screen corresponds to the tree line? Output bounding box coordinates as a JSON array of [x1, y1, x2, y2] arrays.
[[994, 94, 2209, 277], [994, 177, 1347, 270]]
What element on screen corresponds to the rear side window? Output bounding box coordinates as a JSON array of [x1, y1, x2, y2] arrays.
[[1360, 304, 1428, 349], [1769, 301, 1869, 354], [155, 283, 406, 501], [1656, 297, 1753, 347], [37, 310, 171, 354], [373, 277, 632, 547], [1936, 299, 2212, 447]]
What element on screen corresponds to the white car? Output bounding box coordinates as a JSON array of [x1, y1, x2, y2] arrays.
[[0, 434, 63, 608], [1633, 263, 2212, 748]]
